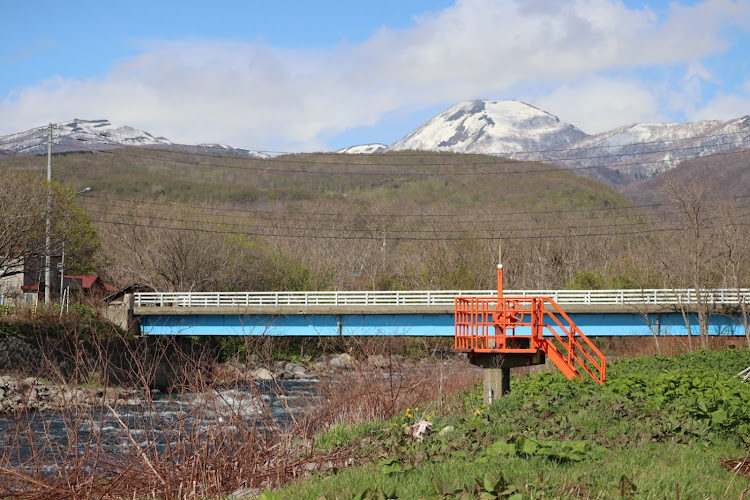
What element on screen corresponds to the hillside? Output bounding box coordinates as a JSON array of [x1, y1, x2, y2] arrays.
[[0, 148, 628, 210], [4, 144, 749, 295], [621, 147, 750, 204], [5, 105, 750, 194], [0, 148, 651, 292]]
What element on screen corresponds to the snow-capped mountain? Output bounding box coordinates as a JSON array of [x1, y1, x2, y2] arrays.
[[380, 99, 750, 186], [337, 143, 388, 154], [544, 117, 750, 181], [4, 103, 750, 187], [0, 119, 269, 158], [389, 100, 588, 155], [0, 119, 171, 155]]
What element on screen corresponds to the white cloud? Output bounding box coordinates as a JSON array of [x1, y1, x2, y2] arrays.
[[533, 78, 664, 133], [688, 88, 750, 121], [2, 0, 750, 149]]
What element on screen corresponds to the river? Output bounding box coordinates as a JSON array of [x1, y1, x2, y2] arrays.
[[0, 378, 318, 475]]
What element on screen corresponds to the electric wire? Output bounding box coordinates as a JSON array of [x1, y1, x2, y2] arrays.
[[64, 136, 750, 176], [55, 124, 750, 158], [76, 198, 712, 233], [76, 192, 750, 225], [88, 215, 710, 241], [78, 193, 665, 219], [84, 200, 750, 240]]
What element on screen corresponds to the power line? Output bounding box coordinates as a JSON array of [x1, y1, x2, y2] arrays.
[[81, 199, 711, 236], [77, 195, 662, 221], [67, 136, 750, 176], [77, 192, 750, 222], [86, 200, 750, 240], [76, 126, 750, 158], [76, 197, 666, 229], [83, 205, 692, 235], [90, 216, 694, 241]]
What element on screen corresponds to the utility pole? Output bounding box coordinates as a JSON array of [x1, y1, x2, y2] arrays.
[[44, 123, 52, 305], [57, 187, 92, 312]]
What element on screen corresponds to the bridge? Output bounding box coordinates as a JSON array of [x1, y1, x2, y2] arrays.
[[118, 288, 750, 337]]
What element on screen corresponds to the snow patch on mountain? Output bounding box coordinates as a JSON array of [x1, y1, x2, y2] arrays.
[[382, 99, 750, 185], [544, 117, 750, 180], [0, 119, 269, 158], [337, 143, 388, 154], [0, 119, 171, 155], [389, 100, 588, 155]]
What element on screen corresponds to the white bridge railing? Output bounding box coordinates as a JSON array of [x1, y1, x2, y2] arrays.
[[134, 289, 750, 308]]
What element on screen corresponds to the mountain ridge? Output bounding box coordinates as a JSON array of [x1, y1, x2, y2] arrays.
[[389, 99, 588, 155], [0, 118, 270, 158], [3, 102, 750, 188]]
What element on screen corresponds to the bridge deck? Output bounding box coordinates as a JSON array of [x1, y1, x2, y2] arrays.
[[134, 288, 750, 311], [126, 288, 750, 337]]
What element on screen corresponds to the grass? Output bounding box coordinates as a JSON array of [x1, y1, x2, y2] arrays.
[[273, 349, 750, 499]]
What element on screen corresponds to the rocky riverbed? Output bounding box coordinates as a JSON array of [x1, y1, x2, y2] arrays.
[[0, 331, 468, 414], [0, 375, 143, 414], [219, 352, 357, 382], [215, 351, 436, 382], [0, 352, 431, 413]]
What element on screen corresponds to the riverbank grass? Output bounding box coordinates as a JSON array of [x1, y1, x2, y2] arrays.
[[273, 349, 750, 499]]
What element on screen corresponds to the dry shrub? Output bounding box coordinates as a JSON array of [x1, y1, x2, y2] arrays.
[[0, 326, 479, 499], [302, 337, 480, 428]]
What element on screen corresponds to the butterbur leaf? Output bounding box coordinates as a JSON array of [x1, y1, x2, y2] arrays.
[[431, 477, 457, 495], [483, 471, 506, 492], [711, 409, 728, 426], [571, 441, 588, 454], [517, 437, 539, 456], [378, 458, 403, 475], [352, 489, 373, 500], [487, 440, 516, 456], [383, 485, 398, 499], [565, 451, 586, 462], [258, 492, 285, 500]]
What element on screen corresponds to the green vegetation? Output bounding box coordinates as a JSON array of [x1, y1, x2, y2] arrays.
[[0, 304, 127, 340], [0, 148, 645, 292], [2, 147, 747, 304], [272, 349, 750, 499], [0, 149, 629, 210]]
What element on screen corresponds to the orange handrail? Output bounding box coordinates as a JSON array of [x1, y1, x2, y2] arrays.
[[454, 291, 606, 384]]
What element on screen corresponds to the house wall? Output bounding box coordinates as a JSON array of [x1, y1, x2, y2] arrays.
[[0, 260, 24, 305], [0, 255, 62, 305]]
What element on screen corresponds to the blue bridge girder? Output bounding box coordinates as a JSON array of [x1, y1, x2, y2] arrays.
[[126, 289, 750, 337]]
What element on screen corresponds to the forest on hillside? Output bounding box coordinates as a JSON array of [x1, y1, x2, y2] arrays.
[[1, 148, 749, 296]]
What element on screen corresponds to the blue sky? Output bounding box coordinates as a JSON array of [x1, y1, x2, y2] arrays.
[[2, 0, 750, 151]]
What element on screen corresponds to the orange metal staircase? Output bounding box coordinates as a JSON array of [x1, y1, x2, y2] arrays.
[[454, 264, 606, 384]]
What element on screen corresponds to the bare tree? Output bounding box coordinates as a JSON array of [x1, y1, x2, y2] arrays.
[[657, 173, 724, 348], [0, 171, 99, 282], [0, 172, 48, 279], [100, 204, 235, 292]]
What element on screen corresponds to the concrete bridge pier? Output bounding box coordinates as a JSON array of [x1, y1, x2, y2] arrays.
[[468, 351, 545, 404], [102, 293, 140, 336]]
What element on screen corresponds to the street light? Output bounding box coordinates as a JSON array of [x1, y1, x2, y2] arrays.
[[45, 186, 92, 305]]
